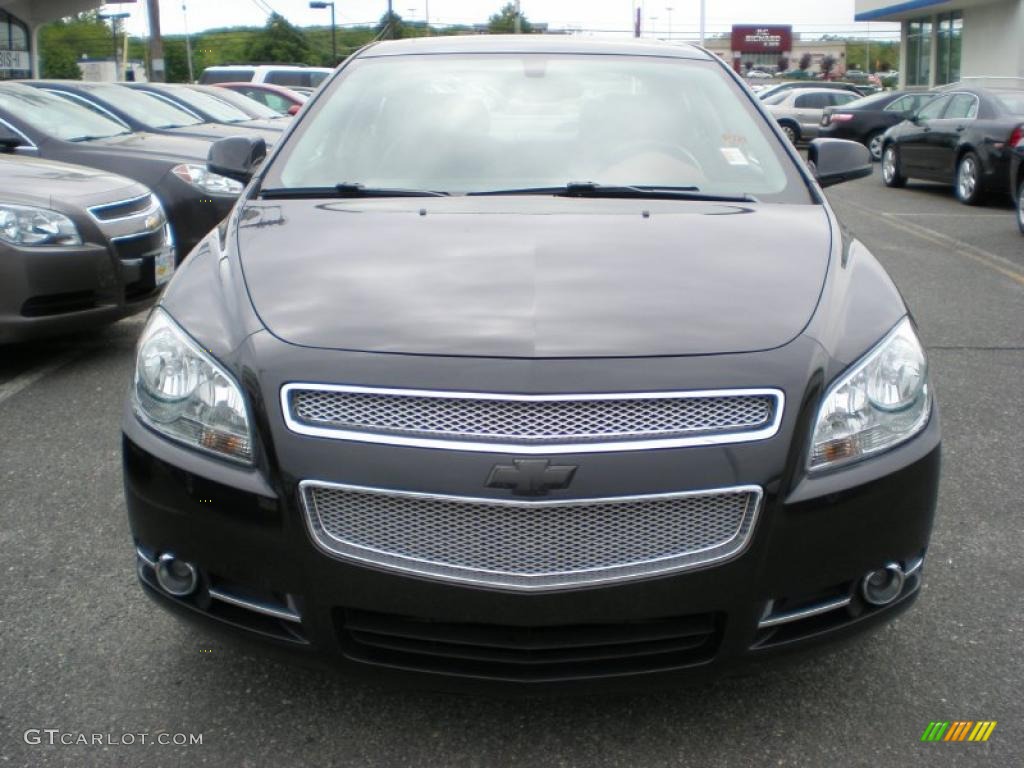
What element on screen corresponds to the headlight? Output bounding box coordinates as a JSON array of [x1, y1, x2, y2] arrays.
[[133, 309, 252, 463], [171, 164, 243, 195], [0, 203, 82, 246], [809, 318, 931, 471]]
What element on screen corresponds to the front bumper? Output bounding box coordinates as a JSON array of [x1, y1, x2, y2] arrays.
[[0, 241, 161, 344], [123, 398, 940, 691]]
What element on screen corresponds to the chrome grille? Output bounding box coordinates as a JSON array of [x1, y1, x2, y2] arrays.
[[88, 193, 153, 222], [300, 482, 762, 590], [283, 385, 783, 453]]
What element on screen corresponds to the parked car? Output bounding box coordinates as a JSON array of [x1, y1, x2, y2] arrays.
[[758, 80, 864, 102], [123, 82, 284, 133], [1011, 127, 1023, 233], [0, 154, 171, 343], [214, 82, 308, 115], [820, 90, 937, 161], [124, 36, 939, 690], [21, 80, 280, 147], [745, 70, 772, 80], [198, 65, 333, 88], [186, 84, 292, 124], [0, 83, 240, 262], [881, 85, 1024, 204], [765, 87, 860, 143]]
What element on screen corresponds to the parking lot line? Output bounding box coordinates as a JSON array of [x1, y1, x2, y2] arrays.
[[841, 199, 1024, 288], [0, 351, 79, 408]]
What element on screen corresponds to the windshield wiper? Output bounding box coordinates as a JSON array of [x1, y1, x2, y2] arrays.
[[260, 183, 450, 199], [468, 182, 756, 203], [67, 132, 130, 142]]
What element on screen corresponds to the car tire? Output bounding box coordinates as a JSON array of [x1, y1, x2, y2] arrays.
[[865, 130, 885, 162], [881, 145, 906, 188], [780, 123, 799, 144], [955, 151, 984, 205], [1017, 179, 1024, 235]]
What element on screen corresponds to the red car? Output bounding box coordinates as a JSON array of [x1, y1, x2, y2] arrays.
[[214, 82, 307, 116]]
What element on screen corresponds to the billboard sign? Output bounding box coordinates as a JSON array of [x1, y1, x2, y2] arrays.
[[730, 26, 793, 53]]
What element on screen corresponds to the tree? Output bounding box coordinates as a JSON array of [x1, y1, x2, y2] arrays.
[[245, 13, 311, 64], [41, 47, 83, 79], [798, 52, 812, 70], [820, 54, 837, 78], [488, 2, 533, 33], [375, 11, 405, 39], [777, 56, 789, 72]]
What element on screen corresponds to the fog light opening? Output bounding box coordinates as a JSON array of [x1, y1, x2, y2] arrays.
[[861, 562, 905, 606], [155, 553, 199, 597]]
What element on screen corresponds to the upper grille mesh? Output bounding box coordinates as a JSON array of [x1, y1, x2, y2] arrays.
[[302, 483, 761, 589], [288, 388, 777, 446]]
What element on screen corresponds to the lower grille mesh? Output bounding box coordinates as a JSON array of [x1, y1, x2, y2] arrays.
[[336, 608, 722, 681], [301, 483, 761, 589]]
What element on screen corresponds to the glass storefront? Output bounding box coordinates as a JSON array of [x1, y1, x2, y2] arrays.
[[905, 18, 932, 86], [936, 12, 963, 85], [0, 10, 31, 81]]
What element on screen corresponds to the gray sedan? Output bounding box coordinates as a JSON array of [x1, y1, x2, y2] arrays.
[[766, 87, 860, 143]]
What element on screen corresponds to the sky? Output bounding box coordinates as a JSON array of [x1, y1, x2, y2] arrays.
[[117, 0, 898, 39]]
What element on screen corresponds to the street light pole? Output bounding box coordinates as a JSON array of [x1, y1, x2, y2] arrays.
[[99, 11, 130, 81], [183, 1, 194, 82], [146, 0, 165, 82], [309, 1, 337, 64], [699, 0, 705, 45]]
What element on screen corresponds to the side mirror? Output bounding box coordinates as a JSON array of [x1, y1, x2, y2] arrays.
[[207, 136, 267, 183], [287, 104, 300, 116], [0, 124, 24, 151], [807, 138, 872, 188]]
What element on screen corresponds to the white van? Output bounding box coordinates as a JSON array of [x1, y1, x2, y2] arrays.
[[198, 65, 333, 88]]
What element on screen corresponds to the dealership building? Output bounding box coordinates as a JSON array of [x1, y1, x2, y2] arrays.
[[1, 0, 102, 80], [855, 0, 1024, 88]]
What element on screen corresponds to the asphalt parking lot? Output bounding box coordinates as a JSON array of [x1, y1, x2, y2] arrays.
[[2, 167, 1022, 767]]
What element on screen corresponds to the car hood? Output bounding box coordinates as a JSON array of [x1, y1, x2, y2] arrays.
[[0, 154, 144, 209], [169, 122, 279, 146], [76, 131, 214, 163], [237, 197, 832, 358]]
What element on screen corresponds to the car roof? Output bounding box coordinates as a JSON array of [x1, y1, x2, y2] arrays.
[[357, 35, 713, 60], [202, 64, 333, 73]]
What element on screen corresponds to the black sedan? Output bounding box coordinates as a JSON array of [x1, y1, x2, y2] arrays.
[[124, 82, 284, 134], [21, 80, 280, 147], [1011, 128, 1023, 233], [124, 36, 939, 691], [0, 154, 170, 343], [0, 83, 239, 263], [820, 90, 936, 161], [881, 85, 1024, 204]]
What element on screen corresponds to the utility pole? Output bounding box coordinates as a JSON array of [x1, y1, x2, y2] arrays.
[[634, 7, 641, 38], [699, 0, 705, 45], [146, 0, 165, 82], [183, 1, 194, 83], [387, 0, 395, 38], [514, 0, 521, 33]]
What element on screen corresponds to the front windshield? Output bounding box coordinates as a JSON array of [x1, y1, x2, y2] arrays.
[[0, 84, 130, 141], [91, 84, 203, 128], [160, 87, 251, 123], [200, 86, 281, 119], [270, 54, 805, 201], [843, 91, 894, 110]]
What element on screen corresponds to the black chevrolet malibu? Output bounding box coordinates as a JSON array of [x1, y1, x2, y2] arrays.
[[124, 37, 940, 690]]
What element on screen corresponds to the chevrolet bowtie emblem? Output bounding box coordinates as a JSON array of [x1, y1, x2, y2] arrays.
[[485, 459, 578, 497]]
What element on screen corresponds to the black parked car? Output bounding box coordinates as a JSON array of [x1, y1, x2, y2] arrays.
[[0, 154, 171, 343], [820, 90, 936, 161], [22, 80, 280, 147], [881, 85, 1024, 204], [124, 37, 939, 691], [1011, 127, 1024, 233], [124, 82, 284, 134], [0, 83, 239, 262]]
